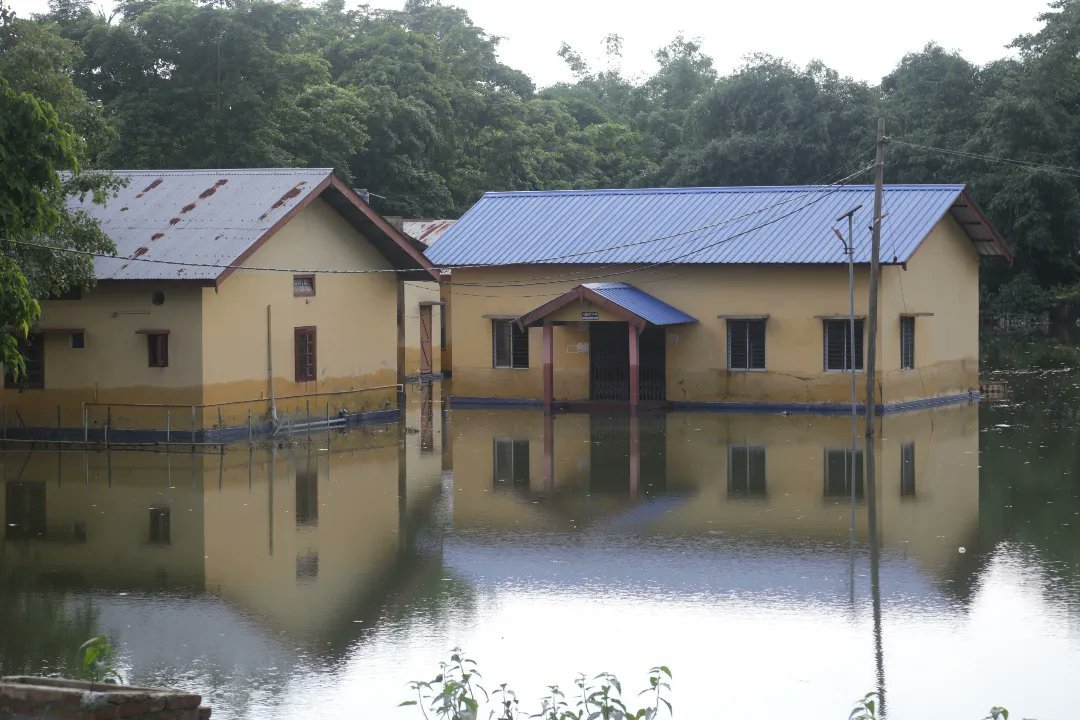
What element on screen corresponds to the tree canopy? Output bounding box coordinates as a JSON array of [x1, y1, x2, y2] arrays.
[[8, 0, 1080, 305]]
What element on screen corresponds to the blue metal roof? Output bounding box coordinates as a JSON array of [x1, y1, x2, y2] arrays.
[[583, 282, 697, 326], [426, 184, 1009, 266]]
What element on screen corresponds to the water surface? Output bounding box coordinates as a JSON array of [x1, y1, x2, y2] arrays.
[[3, 340, 1080, 719]]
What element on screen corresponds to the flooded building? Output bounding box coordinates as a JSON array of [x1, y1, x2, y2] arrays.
[[399, 219, 456, 380], [427, 184, 1012, 411], [0, 169, 438, 440]]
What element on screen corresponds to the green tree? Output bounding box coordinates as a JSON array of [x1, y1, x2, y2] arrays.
[[0, 77, 76, 378]]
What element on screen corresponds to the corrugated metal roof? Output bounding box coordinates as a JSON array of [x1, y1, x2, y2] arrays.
[[402, 219, 457, 247], [68, 168, 334, 281], [583, 283, 697, 325], [426, 184, 1010, 266]]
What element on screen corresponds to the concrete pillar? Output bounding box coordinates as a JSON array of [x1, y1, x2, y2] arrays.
[[628, 323, 641, 409], [543, 321, 554, 409]]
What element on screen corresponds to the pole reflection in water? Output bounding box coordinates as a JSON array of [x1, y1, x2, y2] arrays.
[[866, 432, 886, 717]]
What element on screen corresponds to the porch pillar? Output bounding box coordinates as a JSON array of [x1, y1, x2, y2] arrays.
[[543, 320, 554, 409], [628, 322, 641, 409]]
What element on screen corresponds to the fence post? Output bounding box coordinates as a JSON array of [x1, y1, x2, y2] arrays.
[[56, 405, 62, 442], [105, 406, 111, 447], [191, 405, 196, 451], [82, 402, 88, 444], [1, 405, 6, 440], [306, 399, 311, 432], [166, 409, 171, 445], [248, 409, 253, 444], [217, 407, 224, 438]]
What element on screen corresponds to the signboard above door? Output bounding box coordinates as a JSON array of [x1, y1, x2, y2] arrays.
[[581, 311, 600, 320]]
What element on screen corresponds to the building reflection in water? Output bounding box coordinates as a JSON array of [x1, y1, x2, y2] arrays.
[[450, 405, 980, 584], [0, 390, 987, 719]]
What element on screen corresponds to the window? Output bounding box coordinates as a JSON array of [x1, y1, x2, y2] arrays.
[[900, 316, 915, 370], [149, 506, 171, 544], [824, 448, 864, 499], [900, 442, 916, 497], [3, 333, 45, 389], [728, 445, 766, 497], [493, 319, 529, 368], [147, 332, 169, 367], [293, 274, 315, 297], [294, 327, 316, 381], [70, 332, 85, 349], [296, 469, 318, 526], [823, 319, 864, 371], [727, 319, 766, 370], [493, 438, 530, 488]]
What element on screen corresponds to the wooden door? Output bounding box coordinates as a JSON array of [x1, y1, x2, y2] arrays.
[[419, 305, 433, 374]]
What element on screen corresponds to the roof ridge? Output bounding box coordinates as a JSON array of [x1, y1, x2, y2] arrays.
[[103, 168, 334, 175], [482, 184, 966, 198]]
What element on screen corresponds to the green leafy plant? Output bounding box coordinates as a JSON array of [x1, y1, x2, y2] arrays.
[[985, 708, 1009, 720], [403, 650, 672, 720], [76, 635, 123, 687], [849, 691, 880, 720]]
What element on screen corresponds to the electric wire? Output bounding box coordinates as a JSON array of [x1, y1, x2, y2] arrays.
[[888, 138, 1080, 179]]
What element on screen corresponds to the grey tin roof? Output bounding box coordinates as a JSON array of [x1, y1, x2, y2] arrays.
[[67, 168, 435, 282], [425, 184, 1011, 267], [583, 282, 697, 326]]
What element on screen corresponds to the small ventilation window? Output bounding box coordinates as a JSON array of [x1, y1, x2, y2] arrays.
[[152, 291, 166, 306], [293, 275, 315, 297], [70, 332, 85, 349]]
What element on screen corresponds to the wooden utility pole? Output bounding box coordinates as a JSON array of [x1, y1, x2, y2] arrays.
[[865, 119, 885, 437]]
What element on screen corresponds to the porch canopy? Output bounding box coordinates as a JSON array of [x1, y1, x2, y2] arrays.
[[516, 282, 697, 408]]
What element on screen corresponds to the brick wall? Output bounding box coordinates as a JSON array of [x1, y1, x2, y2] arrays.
[[0, 676, 211, 720]]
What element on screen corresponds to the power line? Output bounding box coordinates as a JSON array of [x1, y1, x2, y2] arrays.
[[888, 138, 1080, 179]]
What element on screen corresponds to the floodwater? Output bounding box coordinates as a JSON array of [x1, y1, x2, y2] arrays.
[[3, 337, 1080, 720]]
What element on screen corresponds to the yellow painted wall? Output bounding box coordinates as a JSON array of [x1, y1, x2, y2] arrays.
[[202, 198, 400, 428], [0, 196, 407, 433], [447, 215, 980, 406], [0, 283, 204, 431], [879, 215, 981, 403], [403, 280, 442, 377]]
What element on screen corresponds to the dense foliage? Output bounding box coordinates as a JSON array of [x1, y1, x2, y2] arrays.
[[7, 0, 1080, 302]]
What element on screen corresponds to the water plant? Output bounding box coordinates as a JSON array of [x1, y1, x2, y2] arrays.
[[76, 635, 123, 687], [402, 649, 672, 720]]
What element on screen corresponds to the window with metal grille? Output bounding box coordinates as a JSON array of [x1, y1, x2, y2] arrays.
[[824, 448, 864, 499], [3, 333, 45, 389], [293, 274, 315, 297], [727, 319, 766, 370], [147, 333, 169, 367], [728, 445, 766, 497], [70, 332, 85, 349], [900, 316, 915, 370], [493, 438, 530, 488], [294, 326, 316, 381], [823, 319, 864, 371], [900, 442, 916, 497], [492, 319, 529, 368]]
